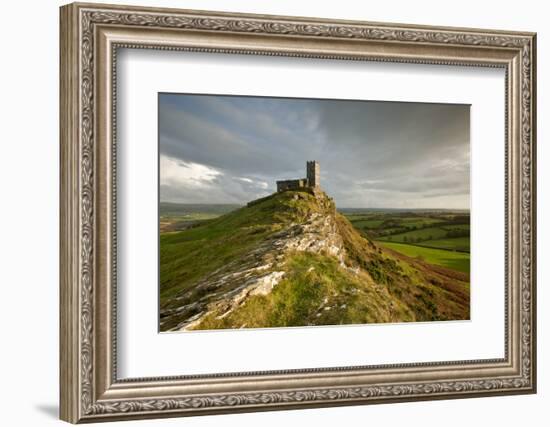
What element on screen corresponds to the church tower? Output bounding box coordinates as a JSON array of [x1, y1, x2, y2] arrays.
[[306, 160, 320, 188]]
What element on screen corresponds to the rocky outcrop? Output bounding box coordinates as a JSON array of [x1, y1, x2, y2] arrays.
[[160, 191, 348, 331]]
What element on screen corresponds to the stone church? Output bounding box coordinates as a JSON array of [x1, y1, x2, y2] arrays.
[[276, 161, 320, 192]]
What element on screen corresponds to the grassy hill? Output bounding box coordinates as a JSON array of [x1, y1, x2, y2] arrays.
[[160, 189, 470, 331]]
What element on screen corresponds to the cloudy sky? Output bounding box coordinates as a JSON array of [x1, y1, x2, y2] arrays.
[[159, 93, 470, 209]]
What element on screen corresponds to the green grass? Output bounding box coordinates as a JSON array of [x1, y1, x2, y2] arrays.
[[378, 242, 470, 274], [195, 252, 411, 329], [195, 245, 470, 330]]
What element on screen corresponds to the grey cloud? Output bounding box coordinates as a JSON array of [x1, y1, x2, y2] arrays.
[[159, 98, 319, 177], [159, 94, 470, 209], [160, 172, 271, 205]]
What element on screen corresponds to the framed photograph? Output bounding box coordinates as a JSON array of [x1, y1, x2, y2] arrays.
[[60, 2, 537, 423]]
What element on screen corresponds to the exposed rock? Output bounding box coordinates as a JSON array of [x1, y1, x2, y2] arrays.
[[160, 192, 351, 332], [250, 271, 286, 296]]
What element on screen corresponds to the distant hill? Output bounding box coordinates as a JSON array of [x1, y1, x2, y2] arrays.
[[160, 189, 469, 332], [338, 207, 470, 214], [160, 202, 241, 216]]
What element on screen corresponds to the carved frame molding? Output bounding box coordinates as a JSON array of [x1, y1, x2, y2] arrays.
[[60, 2, 536, 423]]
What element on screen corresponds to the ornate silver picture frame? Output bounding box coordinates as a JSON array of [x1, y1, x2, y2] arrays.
[[60, 2, 536, 423]]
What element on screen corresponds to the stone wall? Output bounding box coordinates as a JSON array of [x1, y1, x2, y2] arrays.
[[276, 161, 320, 192], [276, 178, 307, 192]]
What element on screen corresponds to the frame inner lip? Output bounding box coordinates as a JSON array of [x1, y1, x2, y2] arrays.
[[108, 41, 512, 383]]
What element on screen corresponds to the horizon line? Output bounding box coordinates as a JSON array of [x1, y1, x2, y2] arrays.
[[160, 200, 470, 211]]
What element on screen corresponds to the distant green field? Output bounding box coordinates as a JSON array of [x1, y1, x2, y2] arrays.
[[378, 242, 470, 274], [161, 213, 221, 222], [400, 217, 445, 227], [159, 203, 242, 233], [160, 213, 223, 233], [342, 214, 373, 220], [378, 226, 448, 243], [159, 202, 241, 216], [441, 224, 470, 231], [419, 237, 470, 252], [350, 219, 385, 229]]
